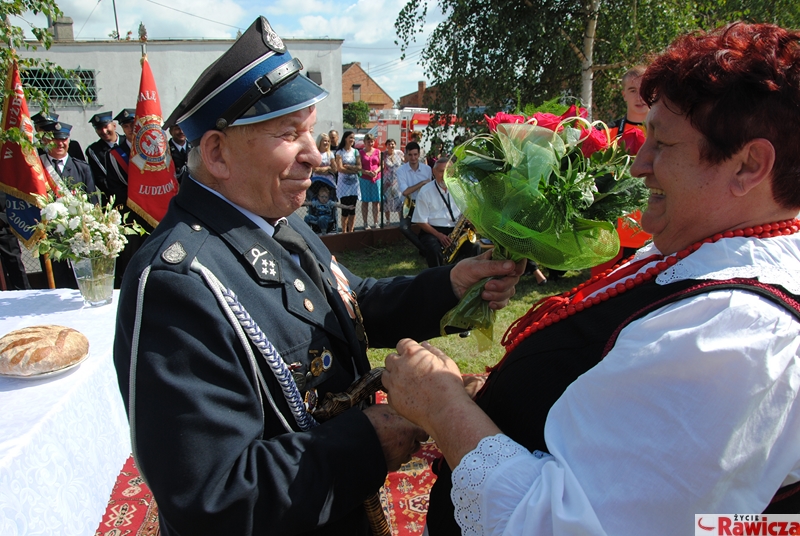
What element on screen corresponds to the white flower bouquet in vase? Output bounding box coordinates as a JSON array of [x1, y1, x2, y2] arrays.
[[33, 182, 144, 306]]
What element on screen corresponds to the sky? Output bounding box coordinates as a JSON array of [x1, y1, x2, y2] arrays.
[[16, 0, 445, 103]]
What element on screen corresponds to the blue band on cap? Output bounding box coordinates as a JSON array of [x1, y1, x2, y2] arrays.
[[178, 50, 327, 143]]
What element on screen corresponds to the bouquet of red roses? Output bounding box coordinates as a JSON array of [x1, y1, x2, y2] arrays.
[[441, 106, 648, 347]]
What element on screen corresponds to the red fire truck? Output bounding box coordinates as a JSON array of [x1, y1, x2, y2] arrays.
[[368, 108, 431, 152]]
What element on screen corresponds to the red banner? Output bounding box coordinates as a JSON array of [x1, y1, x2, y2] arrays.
[[0, 59, 57, 246], [127, 55, 178, 227], [0, 60, 54, 204]]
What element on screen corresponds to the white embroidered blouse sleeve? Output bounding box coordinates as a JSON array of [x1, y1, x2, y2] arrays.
[[452, 289, 800, 536]]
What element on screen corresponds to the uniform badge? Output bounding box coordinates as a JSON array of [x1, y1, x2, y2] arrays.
[[293, 279, 306, 292], [292, 371, 306, 390], [310, 357, 323, 377], [320, 349, 333, 371], [245, 243, 280, 282], [259, 17, 286, 53], [162, 241, 187, 264]]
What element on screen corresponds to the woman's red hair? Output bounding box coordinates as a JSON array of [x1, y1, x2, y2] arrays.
[[641, 22, 800, 209]]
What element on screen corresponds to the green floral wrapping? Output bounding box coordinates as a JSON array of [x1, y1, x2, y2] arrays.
[[440, 114, 648, 344]]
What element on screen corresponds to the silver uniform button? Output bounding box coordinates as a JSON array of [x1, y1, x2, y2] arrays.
[[294, 279, 306, 292], [191, 224, 202, 231]]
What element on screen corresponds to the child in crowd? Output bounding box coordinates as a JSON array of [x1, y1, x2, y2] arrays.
[[304, 186, 355, 235]]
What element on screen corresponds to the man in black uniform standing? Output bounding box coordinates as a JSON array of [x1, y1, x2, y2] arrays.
[[167, 124, 191, 181], [113, 16, 524, 536], [84, 111, 120, 194]]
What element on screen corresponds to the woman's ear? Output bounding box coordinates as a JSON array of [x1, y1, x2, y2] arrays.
[[199, 130, 231, 181], [730, 138, 775, 197]]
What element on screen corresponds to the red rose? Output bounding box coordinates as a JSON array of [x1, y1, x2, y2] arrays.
[[618, 127, 646, 155], [560, 104, 589, 120], [485, 112, 527, 132], [580, 128, 610, 158], [530, 112, 563, 131]]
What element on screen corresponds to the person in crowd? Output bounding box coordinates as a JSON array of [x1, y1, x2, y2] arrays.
[[335, 130, 362, 233], [313, 132, 337, 184], [404, 131, 425, 162], [412, 157, 481, 268], [104, 108, 152, 288], [38, 121, 98, 288], [0, 190, 31, 290], [383, 22, 800, 535], [396, 141, 431, 255], [85, 111, 121, 194], [113, 16, 524, 536], [31, 111, 85, 162], [591, 65, 652, 277], [304, 185, 354, 235], [607, 65, 648, 143], [425, 137, 445, 168], [358, 133, 381, 229], [381, 138, 404, 225], [328, 129, 340, 152], [168, 124, 192, 181]]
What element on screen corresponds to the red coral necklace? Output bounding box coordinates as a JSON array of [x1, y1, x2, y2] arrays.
[[500, 218, 800, 356]]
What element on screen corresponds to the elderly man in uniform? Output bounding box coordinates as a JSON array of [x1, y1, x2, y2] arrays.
[[113, 16, 523, 536], [31, 111, 85, 162], [85, 111, 121, 194]]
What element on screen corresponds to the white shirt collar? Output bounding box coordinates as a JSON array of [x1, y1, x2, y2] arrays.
[[627, 234, 800, 294]]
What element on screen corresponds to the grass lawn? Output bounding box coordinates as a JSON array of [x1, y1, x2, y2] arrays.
[[335, 240, 590, 374]]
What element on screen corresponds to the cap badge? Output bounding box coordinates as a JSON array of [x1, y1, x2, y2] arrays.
[[260, 17, 285, 53]]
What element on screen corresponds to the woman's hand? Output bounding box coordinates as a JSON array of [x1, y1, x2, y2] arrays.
[[384, 340, 502, 468], [383, 339, 468, 431]]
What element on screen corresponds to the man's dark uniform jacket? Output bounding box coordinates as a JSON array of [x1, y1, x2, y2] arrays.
[[114, 177, 461, 535], [85, 135, 120, 196], [168, 138, 191, 181]]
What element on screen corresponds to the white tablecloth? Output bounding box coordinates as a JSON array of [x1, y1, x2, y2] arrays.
[[0, 289, 131, 536]]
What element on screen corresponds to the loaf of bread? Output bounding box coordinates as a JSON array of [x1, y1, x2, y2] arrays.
[[0, 325, 89, 377]]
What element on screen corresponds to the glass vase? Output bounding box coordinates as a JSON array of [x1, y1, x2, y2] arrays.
[[70, 255, 116, 306]]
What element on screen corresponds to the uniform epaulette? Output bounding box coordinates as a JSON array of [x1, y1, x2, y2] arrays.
[[149, 221, 209, 273]]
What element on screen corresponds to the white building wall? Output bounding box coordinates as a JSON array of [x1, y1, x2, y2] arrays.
[[18, 38, 343, 150]]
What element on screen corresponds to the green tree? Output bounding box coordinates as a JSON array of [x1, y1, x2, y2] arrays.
[[1, 0, 87, 147], [343, 100, 370, 130], [395, 0, 798, 131]]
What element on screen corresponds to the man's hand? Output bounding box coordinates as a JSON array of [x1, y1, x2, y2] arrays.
[[437, 231, 452, 247], [450, 250, 525, 309], [363, 404, 429, 472]]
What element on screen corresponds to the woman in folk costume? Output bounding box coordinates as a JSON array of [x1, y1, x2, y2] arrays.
[[383, 22, 800, 535]]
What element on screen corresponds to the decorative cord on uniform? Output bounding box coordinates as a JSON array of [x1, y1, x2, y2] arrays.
[[219, 285, 319, 431]]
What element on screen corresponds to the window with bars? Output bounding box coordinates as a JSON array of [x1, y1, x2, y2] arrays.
[[20, 69, 98, 105]]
